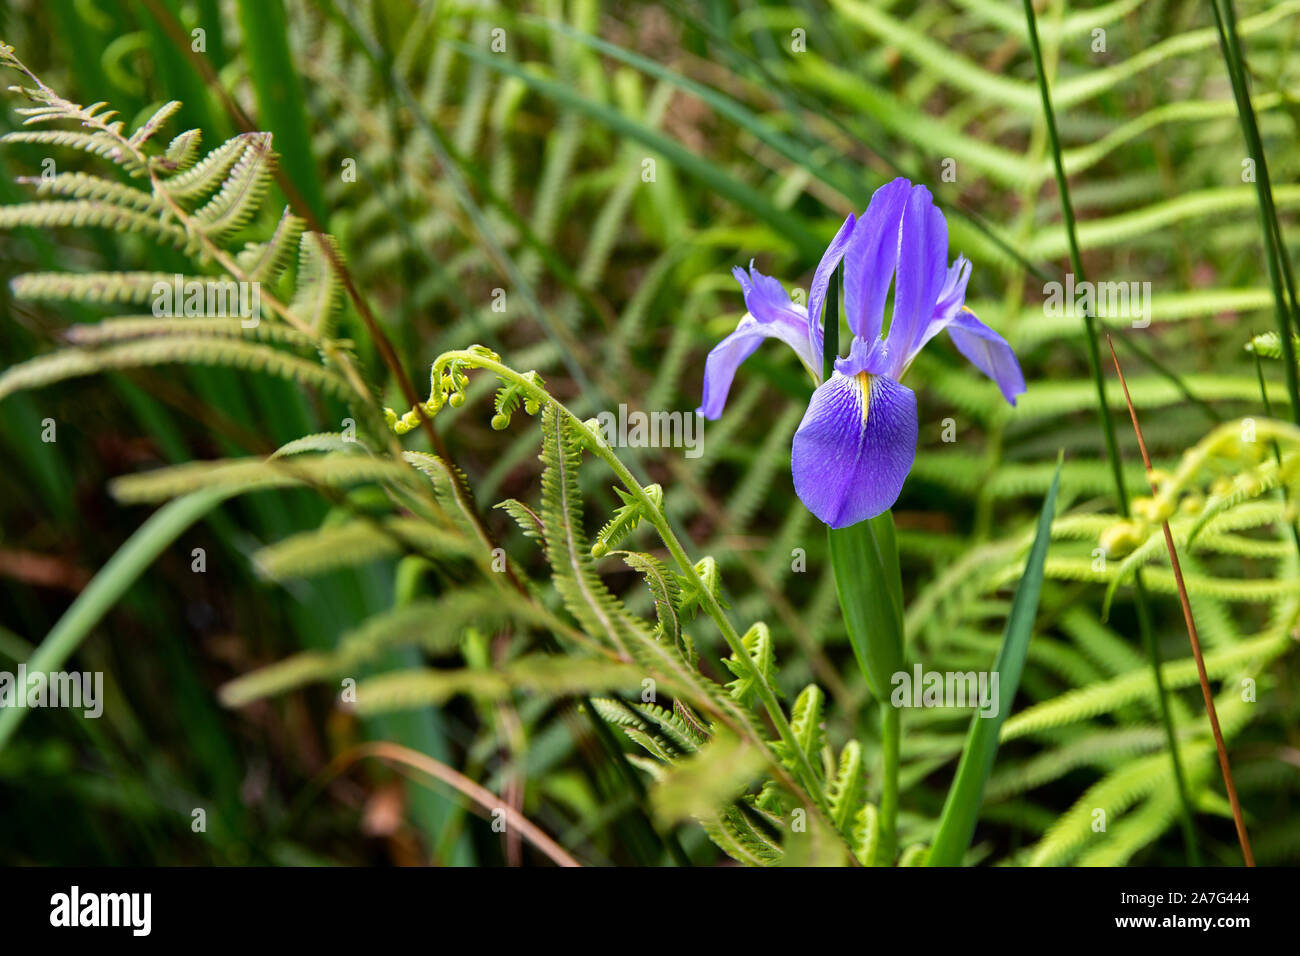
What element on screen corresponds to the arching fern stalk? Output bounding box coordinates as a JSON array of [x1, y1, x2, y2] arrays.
[[383, 347, 904, 864]]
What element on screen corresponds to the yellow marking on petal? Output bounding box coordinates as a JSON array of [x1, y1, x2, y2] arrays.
[[855, 371, 874, 425]]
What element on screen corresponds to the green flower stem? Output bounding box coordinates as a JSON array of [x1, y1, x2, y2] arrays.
[[431, 350, 835, 822], [878, 703, 901, 865], [828, 512, 906, 864]]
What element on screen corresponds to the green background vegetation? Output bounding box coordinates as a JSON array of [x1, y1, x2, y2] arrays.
[[0, 0, 1297, 866]]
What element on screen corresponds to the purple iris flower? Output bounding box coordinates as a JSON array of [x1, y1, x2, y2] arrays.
[[698, 178, 1026, 529]]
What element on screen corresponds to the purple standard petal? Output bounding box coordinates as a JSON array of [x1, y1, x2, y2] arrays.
[[884, 184, 949, 375], [697, 265, 818, 419], [947, 306, 1026, 405], [843, 178, 910, 342], [898, 255, 972, 370], [806, 213, 857, 359], [791, 370, 918, 528]]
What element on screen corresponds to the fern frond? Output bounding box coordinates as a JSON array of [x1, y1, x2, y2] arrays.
[[157, 128, 201, 173], [191, 132, 276, 240], [590, 483, 663, 557], [0, 200, 190, 248], [128, 100, 182, 148], [0, 129, 145, 174], [251, 517, 479, 580], [827, 740, 868, 836], [270, 433, 365, 458], [216, 651, 335, 708], [650, 730, 765, 825], [110, 453, 418, 504], [352, 655, 643, 714], [159, 133, 255, 202], [1003, 633, 1289, 740], [772, 684, 827, 781], [19, 171, 163, 213], [238, 207, 307, 285], [63, 316, 319, 349], [538, 407, 637, 658], [0, 337, 353, 401], [701, 805, 783, 866], [495, 498, 544, 540], [289, 232, 343, 335], [11, 271, 196, 305], [616, 550, 682, 644], [724, 621, 776, 706], [628, 700, 709, 753]]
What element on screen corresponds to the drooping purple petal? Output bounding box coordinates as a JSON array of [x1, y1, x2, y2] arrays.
[[884, 185, 949, 376], [733, 263, 813, 340], [843, 178, 910, 342], [697, 265, 818, 419], [806, 213, 857, 360], [791, 370, 918, 528], [947, 306, 1026, 405]]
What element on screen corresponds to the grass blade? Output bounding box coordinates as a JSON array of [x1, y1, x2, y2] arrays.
[[0, 488, 232, 752], [926, 456, 1061, 866]]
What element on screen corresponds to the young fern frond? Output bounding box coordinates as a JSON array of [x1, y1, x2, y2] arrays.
[[723, 621, 776, 707], [615, 550, 682, 645], [827, 740, 869, 837], [772, 684, 827, 781]]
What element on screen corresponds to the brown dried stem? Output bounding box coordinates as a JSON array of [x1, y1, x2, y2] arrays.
[[1106, 334, 1254, 867]]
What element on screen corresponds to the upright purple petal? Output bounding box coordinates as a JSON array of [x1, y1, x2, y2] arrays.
[[947, 306, 1026, 405], [806, 213, 857, 360], [898, 255, 972, 370], [791, 370, 918, 528], [698, 266, 818, 419], [843, 178, 910, 342], [884, 185, 949, 376]]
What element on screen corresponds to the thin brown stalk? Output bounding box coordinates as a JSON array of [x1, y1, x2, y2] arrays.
[[338, 741, 582, 868], [1106, 335, 1255, 867]]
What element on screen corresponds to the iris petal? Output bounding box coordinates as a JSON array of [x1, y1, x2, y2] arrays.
[[697, 266, 817, 419], [806, 213, 857, 359], [947, 306, 1026, 405], [906, 255, 971, 361], [791, 370, 918, 528], [843, 178, 910, 342], [885, 185, 949, 375]]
